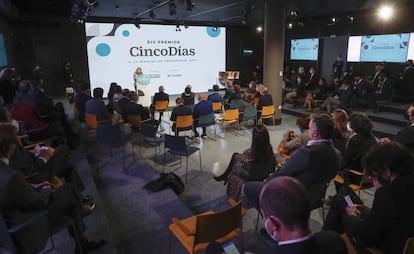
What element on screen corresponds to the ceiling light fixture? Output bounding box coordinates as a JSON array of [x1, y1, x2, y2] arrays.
[[256, 26, 262, 32], [378, 5, 394, 21], [169, 1, 176, 16], [287, 23, 293, 29], [186, 0, 195, 11]]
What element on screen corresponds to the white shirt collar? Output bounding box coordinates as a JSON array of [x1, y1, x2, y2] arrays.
[[307, 139, 331, 146], [1, 158, 9, 165], [278, 233, 313, 246]]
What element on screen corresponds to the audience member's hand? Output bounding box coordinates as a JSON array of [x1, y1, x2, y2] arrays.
[[39, 148, 53, 161], [31, 181, 53, 191], [345, 205, 361, 216], [334, 95, 339, 99]]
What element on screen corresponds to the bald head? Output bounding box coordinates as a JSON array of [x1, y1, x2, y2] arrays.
[[260, 176, 310, 231], [198, 93, 207, 101]]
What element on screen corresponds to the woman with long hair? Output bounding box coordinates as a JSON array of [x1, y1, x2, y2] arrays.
[[331, 108, 350, 154], [214, 124, 276, 184]]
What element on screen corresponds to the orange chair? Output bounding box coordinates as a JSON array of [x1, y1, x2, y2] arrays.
[[169, 199, 244, 254], [175, 115, 194, 137], [212, 102, 223, 113], [260, 105, 275, 128], [73, 105, 79, 121], [85, 113, 109, 130], [334, 169, 373, 197], [155, 100, 169, 122], [217, 109, 240, 137]]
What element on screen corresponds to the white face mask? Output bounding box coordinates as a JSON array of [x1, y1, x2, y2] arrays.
[[264, 218, 278, 241]]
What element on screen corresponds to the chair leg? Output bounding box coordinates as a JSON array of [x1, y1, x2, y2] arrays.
[[199, 150, 202, 171], [163, 151, 166, 174], [185, 156, 188, 184]]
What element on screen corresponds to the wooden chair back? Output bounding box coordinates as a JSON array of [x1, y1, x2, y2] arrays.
[[85, 113, 98, 130], [155, 100, 169, 112], [212, 102, 223, 113], [175, 115, 194, 135], [223, 109, 239, 122]]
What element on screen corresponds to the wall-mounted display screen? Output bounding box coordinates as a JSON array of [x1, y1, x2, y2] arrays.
[[290, 38, 319, 61], [85, 23, 226, 96], [0, 33, 8, 67], [348, 33, 410, 62]]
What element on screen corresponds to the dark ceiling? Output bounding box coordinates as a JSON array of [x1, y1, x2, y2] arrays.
[[7, 0, 403, 27]]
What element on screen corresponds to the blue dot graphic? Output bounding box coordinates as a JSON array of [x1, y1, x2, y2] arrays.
[[207, 27, 221, 38], [96, 43, 111, 57], [122, 30, 130, 37]]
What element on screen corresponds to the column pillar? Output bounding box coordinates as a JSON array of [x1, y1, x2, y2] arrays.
[[263, 1, 285, 123]]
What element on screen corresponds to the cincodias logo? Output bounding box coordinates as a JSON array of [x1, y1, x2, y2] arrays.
[[130, 46, 195, 57]]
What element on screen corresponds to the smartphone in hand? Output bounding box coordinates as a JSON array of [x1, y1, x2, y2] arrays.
[[222, 241, 240, 254], [344, 195, 354, 207]]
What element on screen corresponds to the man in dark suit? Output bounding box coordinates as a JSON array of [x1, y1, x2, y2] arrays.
[[85, 87, 112, 122], [305, 66, 319, 91], [367, 72, 394, 108], [207, 84, 223, 102], [74, 81, 91, 122], [193, 93, 213, 137], [244, 113, 341, 209], [0, 124, 105, 253], [170, 97, 192, 134], [150, 85, 169, 121], [260, 176, 347, 254]]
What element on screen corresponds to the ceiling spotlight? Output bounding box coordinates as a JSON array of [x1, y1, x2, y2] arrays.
[[287, 23, 293, 29], [169, 1, 176, 16], [186, 0, 194, 11], [331, 17, 336, 23], [290, 10, 297, 17], [149, 10, 155, 19], [378, 5, 393, 21], [256, 26, 262, 32], [348, 16, 354, 23]]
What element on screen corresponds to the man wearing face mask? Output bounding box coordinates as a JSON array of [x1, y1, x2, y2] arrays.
[[326, 142, 414, 254], [260, 176, 347, 254]]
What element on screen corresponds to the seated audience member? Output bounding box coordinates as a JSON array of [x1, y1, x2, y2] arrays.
[[225, 84, 242, 109], [121, 91, 155, 125], [193, 93, 213, 138], [331, 109, 350, 155], [222, 80, 234, 103], [260, 176, 347, 254], [396, 59, 414, 95], [324, 142, 414, 254], [150, 85, 169, 121], [238, 91, 255, 121], [0, 124, 106, 253], [15, 80, 37, 103], [106, 82, 118, 113], [11, 97, 65, 143], [257, 86, 273, 119], [170, 97, 193, 134], [214, 125, 276, 184], [207, 84, 223, 103], [320, 81, 352, 113], [74, 81, 91, 122], [286, 68, 306, 102], [367, 72, 394, 108], [276, 114, 310, 166], [381, 104, 414, 155], [337, 112, 377, 190], [303, 78, 328, 111], [85, 87, 112, 123], [247, 80, 257, 93], [181, 85, 195, 106], [244, 114, 341, 209]]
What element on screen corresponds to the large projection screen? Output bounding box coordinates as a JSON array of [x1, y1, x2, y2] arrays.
[[290, 38, 319, 61], [85, 23, 226, 96], [348, 33, 410, 62]]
